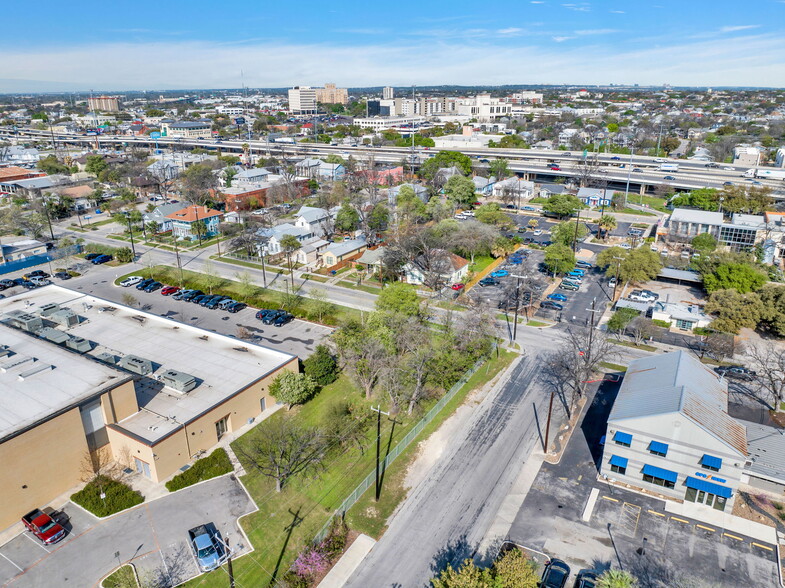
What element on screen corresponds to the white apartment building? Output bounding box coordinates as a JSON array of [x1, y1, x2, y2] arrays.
[[353, 115, 426, 130], [217, 106, 245, 116], [774, 147, 785, 168], [733, 145, 761, 167], [382, 86, 394, 100], [161, 121, 212, 139], [456, 94, 512, 122], [508, 91, 543, 104], [288, 86, 318, 114]]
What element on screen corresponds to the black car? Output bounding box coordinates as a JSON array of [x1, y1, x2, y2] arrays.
[[198, 295, 217, 307], [574, 571, 597, 588], [144, 281, 163, 293], [273, 313, 294, 327], [85, 253, 101, 261], [226, 302, 247, 313], [715, 365, 756, 381], [205, 296, 228, 309], [53, 271, 71, 280], [182, 290, 203, 302], [541, 300, 564, 311], [0, 279, 13, 290], [479, 277, 499, 287], [263, 310, 285, 325], [135, 278, 154, 290], [541, 558, 571, 588], [92, 254, 113, 265], [256, 309, 276, 321], [24, 270, 49, 279], [191, 294, 207, 305]]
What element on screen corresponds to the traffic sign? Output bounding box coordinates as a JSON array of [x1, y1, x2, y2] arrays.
[[150, 132, 161, 139]]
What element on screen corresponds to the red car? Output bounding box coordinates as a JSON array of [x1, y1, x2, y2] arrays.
[[161, 286, 180, 296], [548, 164, 561, 171], [451, 283, 465, 291]]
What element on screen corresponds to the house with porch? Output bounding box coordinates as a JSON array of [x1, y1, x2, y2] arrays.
[[577, 187, 614, 207], [403, 249, 469, 287], [166, 205, 223, 240], [319, 238, 368, 268]]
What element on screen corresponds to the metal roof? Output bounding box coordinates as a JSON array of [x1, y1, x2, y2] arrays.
[[657, 268, 703, 283], [609, 351, 747, 456], [740, 420, 785, 483], [669, 208, 724, 225]]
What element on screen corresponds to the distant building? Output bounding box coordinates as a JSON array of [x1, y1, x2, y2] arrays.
[[288, 86, 318, 114], [382, 86, 395, 100], [353, 115, 426, 130], [0, 238, 47, 264], [775, 147, 785, 168], [87, 95, 120, 112], [161, 120, 212, 139], [0, 166, 45, 183], [576, 187, 613, 207], [733, 145, 761, 167], [315, 83, 348, 105]]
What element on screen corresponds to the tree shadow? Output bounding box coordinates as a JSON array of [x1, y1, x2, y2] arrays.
[[270, 506, 304, 586], [429, 534, 475, 578]]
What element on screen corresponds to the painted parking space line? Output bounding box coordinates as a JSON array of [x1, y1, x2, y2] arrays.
[[670, 516, 690, 524], [0, 552, 23, 572], [647, 509, 666, 517], [723, 532, 744, 541], [22, 534, 49, 553], [696, 524, 715, 532], [752, 542, 774, 551], [601, 495, 619, 502]]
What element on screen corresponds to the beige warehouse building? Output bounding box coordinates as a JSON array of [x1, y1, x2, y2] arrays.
[[0, 286, 297, 531]]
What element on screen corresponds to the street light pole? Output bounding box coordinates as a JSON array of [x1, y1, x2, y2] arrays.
[[572, 209, 581, 254], [624, 148, 634, 208]]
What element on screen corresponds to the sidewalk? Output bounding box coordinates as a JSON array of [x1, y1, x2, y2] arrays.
[[664, 500, 778, 544], [318, 534, 376, 588]]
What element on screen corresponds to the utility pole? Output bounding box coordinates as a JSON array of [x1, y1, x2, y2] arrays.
[[124, 213, 137, 259], [571, 209, 582, 253], [223, 532, 235, 588], [543, 389, 555, 453], [511, 274, 529, 342], [371, 406, 390, 501], [656, 123, 664, 157], [612, 256, 624, 301], [625, 147, 634, 208]]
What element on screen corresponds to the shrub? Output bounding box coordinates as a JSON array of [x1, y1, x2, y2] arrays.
[[165, 448, 233, 492], [71, 475, 144, 517], [269, 372, 319, 408], [320, 518, 348, 559], [280, 570, 309, 588], [652, 319, 672, 328], [303, 345, 339, 386], [83, 243, 132, 263], [291, 546, 330, 579]]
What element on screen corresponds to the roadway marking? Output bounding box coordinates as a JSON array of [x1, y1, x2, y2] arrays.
[[22, 534, 50, 553], [619, 502, 641, 536], [670, 516, 690, 524], [696, 524, 715, 532], [647, 509, 666, 517], [602, 495, 619, 502], [752, 542, 774, 551], [582, 488, 600, 522], [0, 552, 23, 572], [723, 532, 744, 541]]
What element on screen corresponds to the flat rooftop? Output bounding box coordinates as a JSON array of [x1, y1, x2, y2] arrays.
[[0, 325, 131, 442], [0, 286, 296, 445]]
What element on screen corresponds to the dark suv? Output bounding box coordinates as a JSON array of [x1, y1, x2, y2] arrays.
[[715, 365, 756, 381], [541, 558, 570, 588], [263, 310, 285, 325]]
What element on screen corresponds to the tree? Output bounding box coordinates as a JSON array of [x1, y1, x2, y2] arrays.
[[542, 193, 582, 218], [375, 282, 420, 316], [550, 220, 588, 248], [115, 247, 134, 263], [121, 293, 138, 308], [334, 322, 389, 399], [201, 260, 224, 294], [492, 548, 539, 587], [303, 345, 338, 386], [335, 202, 360, 233], [452, 220, 498, 263], [691, 232, 717, 254], [628, 315, 655, 346], [85, 155, 109, 176], [236, 415, 325, 492], [269, 371, 319, 409], [279, 234, 301, 288], [419, 150, 473, 179], [607, 307, 640, 338], [444, 175, 477, 209], [596, 569, 639, 588], [544, 244, 575, 275], [488, 159, 510, 180], [759, 284, 785, 337], [431, 559, 489, 588], [703, 262, 767, 294], [234, 270, 257, 298], [474, 203, 514, 228], [618, 248, 662, 284], [746, 343, 785, 408], [308, 287, 335, 322], [597, 214, 617, 240], [705, 289, 764, 333], [180, 163, 218, 206]]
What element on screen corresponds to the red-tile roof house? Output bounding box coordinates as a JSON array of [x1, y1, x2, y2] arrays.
[[166, 205, 223, 239]]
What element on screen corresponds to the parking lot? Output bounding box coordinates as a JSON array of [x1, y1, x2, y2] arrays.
[[508, 382, 780, 587], [0, 475, 255, 587]]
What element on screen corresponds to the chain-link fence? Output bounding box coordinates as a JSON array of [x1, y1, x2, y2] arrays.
[[314, 350, 494, 543]]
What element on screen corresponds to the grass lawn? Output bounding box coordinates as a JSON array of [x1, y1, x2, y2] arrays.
[[615, 207, 657, 216], [468, 255, 494, 274], [302, 273, 329, 283], [526, 320, 552, 327], [611, 339, 658, 352], [599, 361, 628, 372], [102, 564, 138, 588], [338, 280, 382, 295], [633, 195, 670, 213], [115, 265, 361, 326]]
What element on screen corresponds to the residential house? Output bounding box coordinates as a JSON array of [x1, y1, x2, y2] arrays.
[[403, 250, 469, 287], [319, 238, 368, 268], [317, 162, 345, 181], [143, 203, 184, 233], [492, 177, 534, 201], [388, 183, 430, 206], [577, 187, 614, 207], [294, 206, 336, 238], [166, 205, 223, 240], [355, 247, 386, 276], [732, 146, 761, 167], [294, 237, 330, 268], [0, 166, 45, 183], [436, 166, 464, 183], [256, 223, 314, 255], [473, 176, 494, 196], [231, 168, 271, 189], [362, 166, 403, 185], [650, 301, 711, 332], [0, 146, 40, 166], [295, 158, 322, 178], [0, 175, 63, 197], [539, 183, 571, 198]]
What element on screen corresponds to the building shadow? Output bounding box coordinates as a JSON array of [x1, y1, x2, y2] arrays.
[[580, 380, 621, 470]]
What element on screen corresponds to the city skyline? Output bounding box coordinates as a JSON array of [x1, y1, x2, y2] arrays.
[[2, 0, 785, 92]]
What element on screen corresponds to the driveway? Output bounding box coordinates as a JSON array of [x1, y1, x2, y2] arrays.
[[1, 475, 255, 587]]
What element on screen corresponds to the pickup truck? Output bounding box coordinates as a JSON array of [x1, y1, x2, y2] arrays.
[[188, 524, 225, 571], [22, 509, 66, 544]]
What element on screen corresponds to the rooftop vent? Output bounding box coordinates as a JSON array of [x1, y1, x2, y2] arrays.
[[38, 327, 70, 345], [4, 310, 43, 332], [118, 355, 153, 376], [38, 303, 61, 317], [65, 337, 92, 353], [0, 346, 11, 359], [50, 309, 80, 328], [0, 355, 35, 372], [160, 369, 197, 393], [18, 363, 54, 380], [95, 352, 119, 365]]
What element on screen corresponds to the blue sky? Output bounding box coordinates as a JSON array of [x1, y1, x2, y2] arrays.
[[2, 0, 784, 91]]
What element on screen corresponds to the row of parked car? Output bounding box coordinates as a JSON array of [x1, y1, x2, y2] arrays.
[[540, 557, 597, 588], [84, 252, 113, 265], [255, 309, 294, 327], [557, 260, 593, 293], [119, 276, 249, 313]]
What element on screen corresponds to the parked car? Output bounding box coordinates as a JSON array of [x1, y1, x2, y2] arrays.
[[191, 294, 207, 305], [226, 302, 247, 313], [24, 270, 49, 279], [217, 298, 237, 310], [490, 270, 509, 278], [54, 271, 72, 280], [205, 296, 229, 309], [541, 558, 571, 588], [135, 278, 154, 291], [187, 524, 225, 572], [274, 313, 294, 327], [575, 261, 593, 269], [22, 509, 66, 545], [91, 254, 113, 265], [263, 310, 285, 325], [629, 289, 657, 302], [715, 365, 756, 381], [161, 286, 180, 296], [29, 276, 51, 286], [479, 277, 499, 287], [144, 281, 163, 293], [575, 570, 598, 588], [182, 290, 204, 301], [256, 309, 276, 321], [451, 283, 465, 291], [547, 293, 568, 302], [84, 253, 101, 261], [173, 288, 194, 300], [521, 205, 536, 211], [559, 281, 580, 291], [541, 300, 564, 311], [608, 277, 617, 288], [0, 279, 14, 290], [569, 268, 586, 276]]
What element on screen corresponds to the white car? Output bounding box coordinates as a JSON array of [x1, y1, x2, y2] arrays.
[[723, 166, 734, 171], [120, 276, 144, 287], [533, 229, 543, 236], [654, 158, 666, 163]]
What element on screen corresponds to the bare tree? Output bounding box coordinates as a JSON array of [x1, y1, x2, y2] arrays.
[[341, 336, 388, 399], [746, 343, 785, 408], [627, 316, 654, 346]]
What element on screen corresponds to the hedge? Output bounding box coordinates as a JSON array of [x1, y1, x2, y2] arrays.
[[165, 448, 233, 492], [71, 475, 144, 517], [83, 243, 133, 263]]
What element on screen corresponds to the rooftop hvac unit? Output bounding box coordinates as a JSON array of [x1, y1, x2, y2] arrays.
[[50, 309, 79, 328], [4, 310, 43, 332], [38, 327, 70, 345], [160, 369, 197, 393], [96, 352, 119, 365], [38, 303, 61, 317], [65, 337, 92, 353], [118, 355, 153, 376]]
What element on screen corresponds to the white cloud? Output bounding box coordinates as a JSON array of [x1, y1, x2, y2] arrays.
[[498, 27, 524, 36], [530, 1, 545, 3], [610, 10, 625, 13], [2, 34, 784, 91], [574, 28, 618, 36], [720, 25, 761, 32], [552, 36, 574, 42]]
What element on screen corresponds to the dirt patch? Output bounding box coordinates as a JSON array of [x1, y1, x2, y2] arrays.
[[733, 488, 782, 530]]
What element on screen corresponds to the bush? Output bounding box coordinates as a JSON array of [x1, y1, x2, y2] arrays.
[[280, 570, 309, 588], [165, 448, 233, 492], [71, 475, 144, 517], [303, 345, 339, 386], [83, 243, 132, 263], [269, 372, 319, 408], [652, 319, 672, 328]]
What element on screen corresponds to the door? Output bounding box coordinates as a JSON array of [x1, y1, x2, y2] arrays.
[[134, 458, 151, 479], [260, 397, 267, 412], [215, 416, 229, 441]]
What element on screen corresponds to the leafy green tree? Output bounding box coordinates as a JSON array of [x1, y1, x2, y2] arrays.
[[688, 188, 719, 211], [376, 282, 420, 316], [759, 285, 785, 337], [703, 263, 767, 294], [303, 344, 339, 386], [335, 202, 360, 232], [37, 155, 71, 175], [542, 193, 582, 218], [431, 558, 490, 588], [550, 220, 588, 248], [279, 234, 301, 288], [444, 175, 477, 209], [475, 203, 514, 228], [269, 371, 319, 409], [488, 159, 509, 179], [396, 185, 427, 222], [145, 108, 165, 117], [619, 248, 662, 284], [307, 287, 335, 322], [691, 232, 717, 254], [607, 307, 641, 336], [85, 155, 109, 176], [544, 244, 576, 275], [492, 548, 539, 587], [596, 569, 639, 588], [705, 289, 764, 333], [115, 247, 134, 263], [597, 214, 617, 240], [420, 150, 473, 179]]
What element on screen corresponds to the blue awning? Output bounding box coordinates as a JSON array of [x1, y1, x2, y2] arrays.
[[701, 454, 723, 469], [649, 440, 669, 455], [609, 455, 628, 468], [685, 476, 732, 498], [642, 464, 678, 483], [613, 431, 633, 444]]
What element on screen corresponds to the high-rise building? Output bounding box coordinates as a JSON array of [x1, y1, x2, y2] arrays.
[[288, 86, 318, 114], [382, 86, 394, 100], [315, 83, 349, 105], [87, 95, 120, 112]]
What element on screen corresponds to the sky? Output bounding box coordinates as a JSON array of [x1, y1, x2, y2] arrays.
[[2, 0, 785, 92]]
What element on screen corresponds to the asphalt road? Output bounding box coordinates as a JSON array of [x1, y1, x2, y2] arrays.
[[345, 353, 560, 587]]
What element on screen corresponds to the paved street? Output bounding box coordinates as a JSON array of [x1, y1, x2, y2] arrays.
[[345, 352, 563, 587], [0, 475, 255, 587]]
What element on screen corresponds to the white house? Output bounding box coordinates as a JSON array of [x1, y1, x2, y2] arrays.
[[256, 223, 314, 255], [650, 301, 711, 332], [601, 351, 747, 512], [492, 177, 534, 201], [577, 187, 614, 207], [403, 250, 469, 287], [294, 206, 336, 238]]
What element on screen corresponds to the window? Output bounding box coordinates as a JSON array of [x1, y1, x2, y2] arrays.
[[642, 473, 676, 489], [700, 454, 722, 472], [613, 431, 632, 447], [641, 464, 677, 490], [609, 455, 628, 475], [648, 440, 669, 458], [675, 319, 695, 331]]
